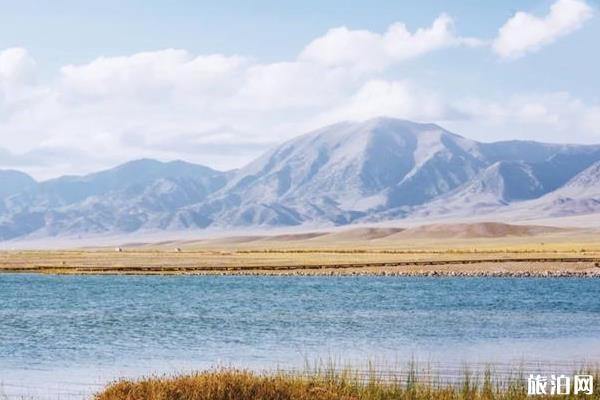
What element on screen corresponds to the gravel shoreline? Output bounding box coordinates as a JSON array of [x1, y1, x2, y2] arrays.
[[6, 263, 598, 277], [155, 269, 600, 277]]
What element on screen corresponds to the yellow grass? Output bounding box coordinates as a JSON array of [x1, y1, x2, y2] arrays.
[[2, 226, 600, 275], [95, 368, 600, 400], [1, 246, 599, 275]]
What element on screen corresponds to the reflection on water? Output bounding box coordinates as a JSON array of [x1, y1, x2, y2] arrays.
[[1, 274, 599, 399]]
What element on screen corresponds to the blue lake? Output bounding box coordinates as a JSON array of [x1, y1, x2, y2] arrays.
[[1, 274, 600, 399]]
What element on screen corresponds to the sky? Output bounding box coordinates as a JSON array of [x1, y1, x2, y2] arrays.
[[0, 0, 599, 179]]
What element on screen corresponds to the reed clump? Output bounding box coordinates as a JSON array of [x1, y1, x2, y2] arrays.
[[94, 368, 600, 400]]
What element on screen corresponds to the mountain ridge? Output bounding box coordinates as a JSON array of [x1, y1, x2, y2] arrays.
[[1, 117, 599, 240]]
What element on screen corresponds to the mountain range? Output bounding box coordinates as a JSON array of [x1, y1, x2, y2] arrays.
[[1, 117, 599, 241]]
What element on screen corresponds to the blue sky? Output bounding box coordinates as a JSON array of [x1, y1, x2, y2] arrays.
[[0, 0, 599, 178]]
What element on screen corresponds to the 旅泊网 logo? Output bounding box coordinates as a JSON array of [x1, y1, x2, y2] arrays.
[[527, 374, 593, 396]]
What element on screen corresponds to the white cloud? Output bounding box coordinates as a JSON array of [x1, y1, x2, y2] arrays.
[[453, 92, 600, 142], [315, 82, 600, 144], [0, 48, 36, 84], [493, 0, 593, 59], [59, 49, 246, 103], [0, 11, 598, 178], [300, 14, 482, 71], [0, 48, 48, 124], [231, 61, 353, 110], [0, 47, 38, 104], [314, 80, 450, 126]]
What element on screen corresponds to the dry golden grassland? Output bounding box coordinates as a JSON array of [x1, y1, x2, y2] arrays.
[[2, 224, 600, 275], [95, 368, 600, 400]]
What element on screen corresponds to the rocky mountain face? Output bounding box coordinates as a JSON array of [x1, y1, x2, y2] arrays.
[[0, 170, 37, 199], [1, 118, 599, 240], [0, 159, 227, 239], [505, 160, 600, 218]]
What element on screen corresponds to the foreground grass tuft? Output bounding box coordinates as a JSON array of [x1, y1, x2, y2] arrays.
[[95, 369, 600, 400]]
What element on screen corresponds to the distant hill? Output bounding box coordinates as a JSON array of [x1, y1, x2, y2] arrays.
[[0, 159, 227, 239], [1, 117, 599, 240], [0, 170, 37, 199], [504, 160, 600, 219]]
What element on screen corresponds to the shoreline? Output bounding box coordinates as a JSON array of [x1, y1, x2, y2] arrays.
[[2, 261, 599, 277], [2, 245, 600, 277]]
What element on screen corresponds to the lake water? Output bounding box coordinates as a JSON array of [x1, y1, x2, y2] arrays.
[[1, 274, 600, 399]]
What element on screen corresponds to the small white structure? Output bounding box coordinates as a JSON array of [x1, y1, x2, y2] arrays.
[[115, 247, 123, 252], [174, 247, 182, 253]]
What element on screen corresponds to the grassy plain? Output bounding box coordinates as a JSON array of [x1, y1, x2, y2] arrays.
[[1, 223, 600, 275]]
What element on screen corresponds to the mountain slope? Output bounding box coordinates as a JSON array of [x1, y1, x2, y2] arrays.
[[409, 161, 546, 218], [507, 161, 600, 218], [0, 170, 37, 199], [186, 117, 597, 227], [188, 118, 492, 226], [1, 117, 599, 240], [29, 159, 225, 207], [0, 160, 228, 239]]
